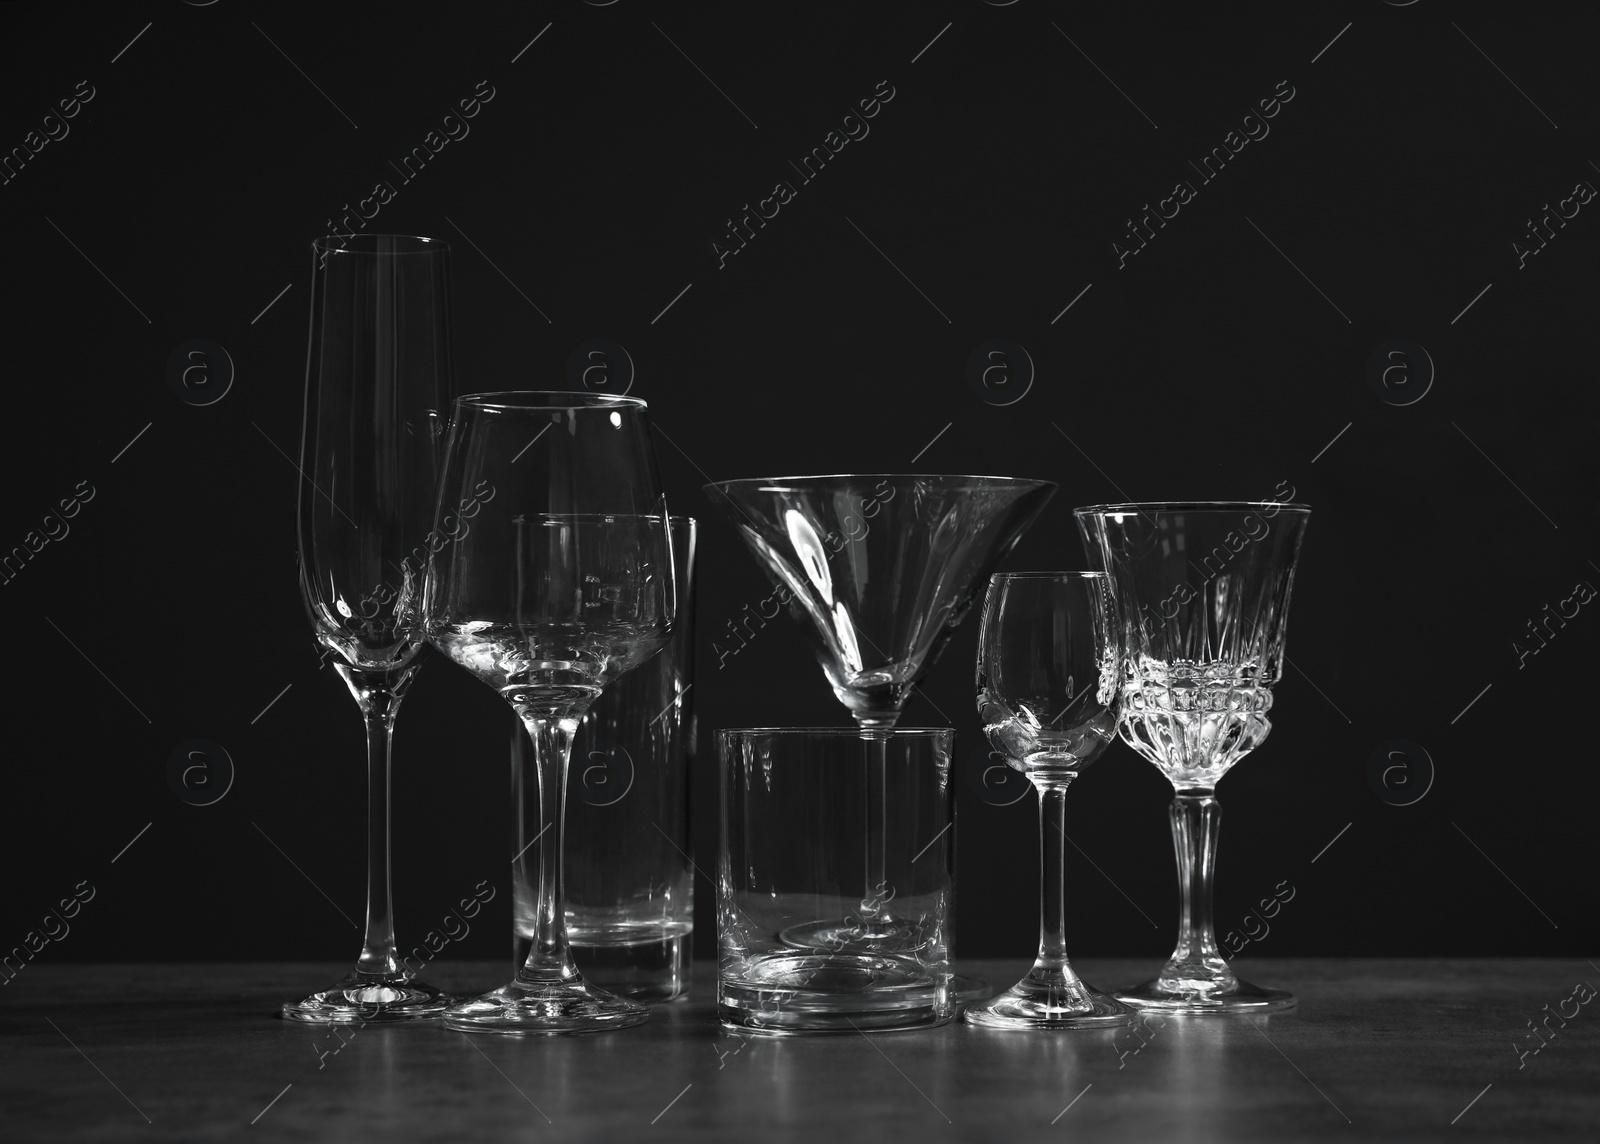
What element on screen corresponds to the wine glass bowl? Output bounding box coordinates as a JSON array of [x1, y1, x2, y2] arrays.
[[1076, 502, 1310, 1013], [963, 572, 1131, 1031]]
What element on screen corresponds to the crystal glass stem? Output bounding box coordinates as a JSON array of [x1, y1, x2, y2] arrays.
[[335, 662, 415, 980], [1166, 791, 1229, 987], [516, 708, 583, 986]]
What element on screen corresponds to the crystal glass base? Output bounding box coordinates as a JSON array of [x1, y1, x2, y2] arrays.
[[445, 978, 650, 1034], [1116, 974, 1296, 1014], [719, 951, 954, 1035], [568, 930, 692, 1003], [963, 973, 1131, 1031], [776, 919, 987, 1005], [282, 973, 452, 1023]]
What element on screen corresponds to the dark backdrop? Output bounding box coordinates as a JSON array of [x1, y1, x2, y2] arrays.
[[3, 1, 1594, 976]]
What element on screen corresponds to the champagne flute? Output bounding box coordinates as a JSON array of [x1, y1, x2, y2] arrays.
[[285, 234, 454, 1022], [425, 392, 674, 1034]]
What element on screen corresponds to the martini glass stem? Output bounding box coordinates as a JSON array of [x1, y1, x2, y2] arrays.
[[515, 709, 584, 986], [860, 729, 893, 918], [1166, 791, 1229, 985]]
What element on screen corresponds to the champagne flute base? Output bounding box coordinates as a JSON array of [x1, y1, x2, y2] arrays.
[[282, 973, 452, 1023], [445, 978, 650, 1035], [1114, 976, 1296, 1014]]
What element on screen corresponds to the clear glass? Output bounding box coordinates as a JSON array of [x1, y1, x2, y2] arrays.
[[285, 234, 454, 1023], [718, 728, 955, 1035], [702, 474, 1055, 1000], [512, 516, 697, 1002], [1076, 502, 1310, 1013], [964, 572, 1131, 1030], [425, 392, 675, 1034]]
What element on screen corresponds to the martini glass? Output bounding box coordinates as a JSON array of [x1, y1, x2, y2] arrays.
[[703, 474, 1056, 993], [1076, 502, 1310, 1013]]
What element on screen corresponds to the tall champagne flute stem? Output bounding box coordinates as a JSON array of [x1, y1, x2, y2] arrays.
[[335, 663, 416, 978], [1169, 792, 1225, 973], [516, 711, 582, 985]]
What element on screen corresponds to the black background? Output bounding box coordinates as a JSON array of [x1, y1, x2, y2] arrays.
[[2, 1, 1594, 976]]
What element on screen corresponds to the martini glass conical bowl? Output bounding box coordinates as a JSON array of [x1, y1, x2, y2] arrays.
[[703, 474, 1056, 987]]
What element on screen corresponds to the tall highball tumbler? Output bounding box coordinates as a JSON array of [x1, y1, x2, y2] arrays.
[[1076, 502, 1310, 1013]]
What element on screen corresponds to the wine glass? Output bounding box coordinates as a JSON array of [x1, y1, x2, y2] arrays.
[[963, 573, 1132, 1030], [702, 475, 1054, 997], [425, 392, 675, 1034], [1076, 502, 1310, 1012], [285, 234, 454, 1023]]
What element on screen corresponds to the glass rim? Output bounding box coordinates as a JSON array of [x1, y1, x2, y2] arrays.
[[1074, 500, 1311, 514], [311, 234, 448, 254], [704, 474, 1056, 490], [453, 391, 648, 412], [990, 570, 1106, 581], [715, 727, 954, 738]]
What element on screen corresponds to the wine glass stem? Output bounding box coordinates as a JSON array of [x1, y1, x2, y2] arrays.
[[339, 664, 413, 979], [1035, 781, 1078, 978], [516, 711, 582, 985], [1169, 791, 1224, 971]]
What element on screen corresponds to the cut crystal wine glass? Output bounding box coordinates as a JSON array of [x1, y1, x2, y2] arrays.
[[1076, 502, 1310, 1013]]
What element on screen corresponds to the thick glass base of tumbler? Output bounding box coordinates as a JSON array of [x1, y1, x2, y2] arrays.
[[568, 930, 692, 1003], [777, 917, 987, 1004], [963, 972, 1130, 1031], [719, 950, 954, 1035], [1115, 974, 1296, 1014], [445, 977, 650, 1035], [282, 972, 451, 1023]]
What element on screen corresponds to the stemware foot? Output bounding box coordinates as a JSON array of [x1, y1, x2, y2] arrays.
[[1115, 975, 1295, 1014], [445, 977, 650, 1035], [282, 973, 452, 1023], [963, 974, 1129, 1030]]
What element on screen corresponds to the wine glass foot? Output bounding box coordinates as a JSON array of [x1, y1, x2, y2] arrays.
[[445, 977, 650, 1035], [1115, 975, 1296, 1014], [282, 973, 452, 1023], [963, 977, 1130, 1030]]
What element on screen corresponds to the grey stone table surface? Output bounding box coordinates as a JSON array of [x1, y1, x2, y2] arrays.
[[0, 959, 1594, 1143]]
